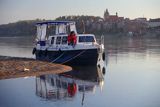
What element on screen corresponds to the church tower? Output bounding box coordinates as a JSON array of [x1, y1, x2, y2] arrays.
[[116, 12, 118, 17], [104, 9, 110, 21]]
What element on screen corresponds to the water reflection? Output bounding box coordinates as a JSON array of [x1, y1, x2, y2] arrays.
[[105, 37, 160, 55], [0, 37, 34, 58], [35, 65, 105, 102]]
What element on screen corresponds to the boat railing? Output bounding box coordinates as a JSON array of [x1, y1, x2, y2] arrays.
[[96, 35, 105, 53], [101, 35, 104, 46], [96, 35, 104, 45]]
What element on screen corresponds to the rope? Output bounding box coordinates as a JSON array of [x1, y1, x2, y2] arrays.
[[32, 51, 65, 71], [32, 49, 87, 71], [42, 49, 87, 65], [50, 52, 65, 63], [62, 50, 87, 64]]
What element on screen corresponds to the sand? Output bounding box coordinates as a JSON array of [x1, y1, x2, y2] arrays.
[[0, 56, 72, 80]]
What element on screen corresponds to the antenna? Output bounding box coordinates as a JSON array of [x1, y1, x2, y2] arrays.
[[82, 20, 85, 34]]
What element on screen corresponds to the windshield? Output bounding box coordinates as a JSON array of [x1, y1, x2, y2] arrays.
[[79, 36, 95, 42]]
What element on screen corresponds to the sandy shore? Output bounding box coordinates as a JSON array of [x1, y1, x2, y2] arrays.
[[0, 56, 72, 80]]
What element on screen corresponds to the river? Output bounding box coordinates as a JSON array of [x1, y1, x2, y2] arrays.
[[0, 36, 160, 107]]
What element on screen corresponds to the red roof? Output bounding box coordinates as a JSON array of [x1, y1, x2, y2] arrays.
[[108, 15, 124, 22], [109, 15, 118, 22]]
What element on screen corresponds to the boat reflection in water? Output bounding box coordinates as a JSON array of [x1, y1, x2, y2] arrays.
[[35, 52, 106, 105]]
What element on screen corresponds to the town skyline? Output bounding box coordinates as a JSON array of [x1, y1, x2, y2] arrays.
[[0, 0, 160, 25]]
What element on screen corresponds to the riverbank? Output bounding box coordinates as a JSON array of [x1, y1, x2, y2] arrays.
[[0, 56, 72, 80]]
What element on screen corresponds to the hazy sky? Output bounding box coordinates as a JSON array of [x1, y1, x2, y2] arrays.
[[0, 0, 159, 24]]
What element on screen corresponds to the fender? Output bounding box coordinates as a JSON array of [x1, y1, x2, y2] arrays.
[[32, 48, 36, 55]]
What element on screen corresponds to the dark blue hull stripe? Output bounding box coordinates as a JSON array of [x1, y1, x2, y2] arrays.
[[35, 49, 98, 65]]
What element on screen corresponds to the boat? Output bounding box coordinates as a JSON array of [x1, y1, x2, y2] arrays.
[[33, 21, 104, 65]]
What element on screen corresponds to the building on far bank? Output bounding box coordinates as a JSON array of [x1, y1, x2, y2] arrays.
[[147, 18, 160, 28], [147, 18, 160, 36], [103, 9, 125, 32], [55, 9, 160, 35], [134, 18, 147, 23], [104, 9, 124, 23]]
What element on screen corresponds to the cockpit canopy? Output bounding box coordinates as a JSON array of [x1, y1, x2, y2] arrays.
[[36, 21, 77, 41]]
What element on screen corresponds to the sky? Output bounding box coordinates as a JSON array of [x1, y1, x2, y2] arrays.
[[0, 0, 160, 24]]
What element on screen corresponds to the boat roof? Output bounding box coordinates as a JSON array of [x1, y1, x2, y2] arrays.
[[36, 21, 75, 25]]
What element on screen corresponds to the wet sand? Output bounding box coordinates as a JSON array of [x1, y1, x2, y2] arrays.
[[0, 56, 72, 80]]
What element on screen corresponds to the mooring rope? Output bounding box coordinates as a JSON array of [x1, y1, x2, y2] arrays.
[[61, 49, 87, 64], [31, 45, 99, 73], [50, 52, 65, 63], [31, 51, 65, 71], [32, 49, 86, 71]]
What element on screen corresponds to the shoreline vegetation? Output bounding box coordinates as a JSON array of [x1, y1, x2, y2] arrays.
[[0, 56, 72, 80], [0, 16, 159, 37]]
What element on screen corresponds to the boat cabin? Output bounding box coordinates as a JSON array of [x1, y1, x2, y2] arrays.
[[35, 21, 98, 51]]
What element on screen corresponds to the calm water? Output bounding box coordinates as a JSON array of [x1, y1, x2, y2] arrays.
[[0, 36, 160, 107]]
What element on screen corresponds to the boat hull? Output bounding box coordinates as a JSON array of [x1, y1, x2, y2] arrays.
[[35, 49, 99, 65]]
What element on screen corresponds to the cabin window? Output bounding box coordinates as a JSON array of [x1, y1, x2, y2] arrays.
[[62, 36, 68, 44], [62, 82, 67, 89], [56, 37, 61, 44], [51, 78, 54, 86], [56, 79, 61, 87], [51, 37, 55, 44], [79, 36, 95, 42]]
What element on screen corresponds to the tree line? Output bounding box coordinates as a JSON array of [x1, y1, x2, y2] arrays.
[[0, 15, 152, 37], [0, 16, 109, 36]]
